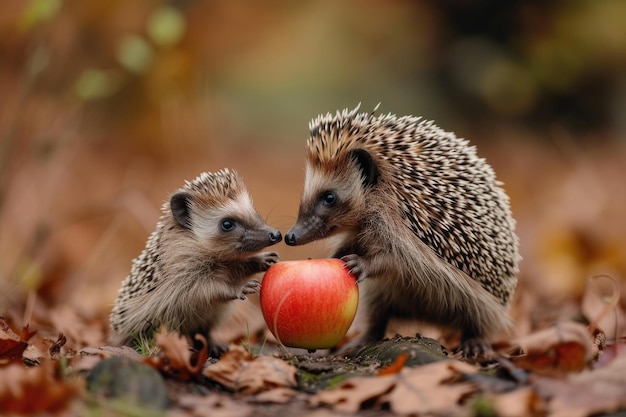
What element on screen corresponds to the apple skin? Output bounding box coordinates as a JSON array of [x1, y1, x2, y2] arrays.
[[260, 258, 359, 350]]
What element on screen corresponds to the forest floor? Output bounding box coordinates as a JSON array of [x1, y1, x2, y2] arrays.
[[1, 289, 625, 417], [2, 131, 626, 417]]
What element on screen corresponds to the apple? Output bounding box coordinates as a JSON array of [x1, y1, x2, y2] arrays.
[[260, 258, 359, 350]]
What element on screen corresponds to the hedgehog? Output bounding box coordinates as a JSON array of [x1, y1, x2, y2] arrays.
[[285, 105, 520, 357], [109, 169, 282, 356]]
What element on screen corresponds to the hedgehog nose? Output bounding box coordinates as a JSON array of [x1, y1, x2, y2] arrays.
[[285, 232, 297, 246], [269, 230, 282, 244]]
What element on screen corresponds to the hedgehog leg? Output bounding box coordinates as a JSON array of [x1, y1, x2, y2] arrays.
[[239, 279, 261, 299], [207, 339, 228, 358], [189, 331, 227, 358], [458, 332, 495, 360], [341, 254, 369, 283], [359, 306, 389, 343], [239, 251, 280, 276]]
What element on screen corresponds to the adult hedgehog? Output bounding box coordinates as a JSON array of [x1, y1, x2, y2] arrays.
[[285, 106, 520, 357], [110, 169, 282, 356]]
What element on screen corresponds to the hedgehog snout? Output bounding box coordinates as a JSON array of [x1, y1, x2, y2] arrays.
[[269, 230, 282, 244], [285, 216, 325, 246], [285, 232, 297, 246]]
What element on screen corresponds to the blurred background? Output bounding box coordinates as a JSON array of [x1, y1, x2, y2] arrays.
[[1, 0, 625, 346]]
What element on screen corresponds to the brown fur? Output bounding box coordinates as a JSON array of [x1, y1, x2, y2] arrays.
[[286, 107, 519, 357], [109, 170, 281, 355]]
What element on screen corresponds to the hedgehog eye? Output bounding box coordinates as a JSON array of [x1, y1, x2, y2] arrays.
[[221, 219, 236, 231], [322, 191, 337, 206]]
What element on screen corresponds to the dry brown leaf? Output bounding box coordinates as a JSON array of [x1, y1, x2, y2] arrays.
[[1, 318, 72, 366], [253, 387, 298, 404], [237, 355, 298, 394], [311, 359, 477, 414], [22, 332, 70, 364], [536, 354, 626, 417], [19, 324, 37, 342], [145, 328, 208, 381], [386, 360, 477, 415], [0, 360, 80, 414], [0, 319, 36, 365], [202, 344, 250, 387], [203, 345, 297, 394], [176, 393, 253, 417], [0, 338, 29, 365], [310, 374, 396, 413], [510, 321, 594, 375], [581, 275, 626, 338], [490, 386, 543, 417]]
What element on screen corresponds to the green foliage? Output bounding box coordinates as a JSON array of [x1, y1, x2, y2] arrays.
[[131, 333, 159, 357], [470, 395, 497, 417], [74, 69, 121, 101], [147, 7, 186, 48], [117, 35, 154, 74], [18, 0, 61, 31]]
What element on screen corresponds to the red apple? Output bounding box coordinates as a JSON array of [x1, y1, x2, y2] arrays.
[[260, 258, 359, 350]]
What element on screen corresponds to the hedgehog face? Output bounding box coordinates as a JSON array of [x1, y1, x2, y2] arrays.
[[285, 150, 377, 246], [170, 189, 281, 256]]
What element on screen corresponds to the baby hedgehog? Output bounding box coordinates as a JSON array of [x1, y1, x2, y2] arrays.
[[285, 106, 520, 357], [109, 169, 282, 355]]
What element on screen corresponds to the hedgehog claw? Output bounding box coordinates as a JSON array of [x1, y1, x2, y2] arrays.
[[341, 254, 367, 283], [241, 279, 261, 297], [258, 252, 280, 271], [457, 337, 495, 362]]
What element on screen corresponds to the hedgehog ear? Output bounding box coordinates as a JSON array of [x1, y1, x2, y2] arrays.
[[350, 149, 378, 188], [170, 192, 192, 229]]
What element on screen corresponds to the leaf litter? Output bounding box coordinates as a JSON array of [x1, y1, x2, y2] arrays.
[[3, 308, 626, 417], [2, 142, 626, 415]]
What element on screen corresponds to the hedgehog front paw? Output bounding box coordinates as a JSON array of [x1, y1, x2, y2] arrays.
[[341, 254, 367, 283], [239, 279, 261, 299], [257, 251, 280, 271], [457, 336, 495, 362]]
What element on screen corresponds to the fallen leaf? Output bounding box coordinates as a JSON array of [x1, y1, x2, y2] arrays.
[[311, 359, 477, 414], [145, 328, 208, 381], [378, 352, 409, 375], [535, 353, 626, 417], [19, 324, 37, 342], [22, 332, 58, 364], [0, 338, 29, 365], [176, 393, 253, 417], [0, 359, 80, 413], [581, 274, 625, 338], [252, 387, 298, 404], [386, 360, 477, 415], [490, 386, 543, 417], [510, 321, 594, 375], [310, 374, 396, 413], [0, 319, 36, 365], [203, 345, 297, 394]]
